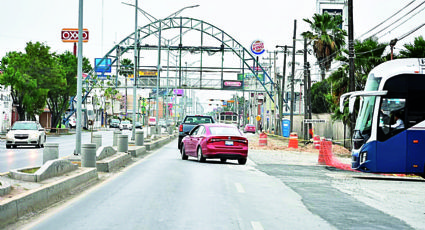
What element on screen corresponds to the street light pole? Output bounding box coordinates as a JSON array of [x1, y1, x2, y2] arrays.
[[75, 0, 84, 155], [290, 20, 297, 133], [132, 0, 138, 141]]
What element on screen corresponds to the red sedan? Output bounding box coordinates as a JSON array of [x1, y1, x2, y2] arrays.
[[243, 124, 256, 133], [180, 123, 248, 164]]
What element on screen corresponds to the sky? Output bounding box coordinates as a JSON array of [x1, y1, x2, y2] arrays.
[[1, 0, 424, 111]]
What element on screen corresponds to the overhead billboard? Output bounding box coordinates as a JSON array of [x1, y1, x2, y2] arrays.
[[222, 80, 243, 90], [95, 58, 112, 73]]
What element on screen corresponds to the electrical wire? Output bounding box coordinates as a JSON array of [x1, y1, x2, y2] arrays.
[[378, 4, 425, 39], [357, 0, 416, 40], [398, 23, 425, 41], [366, 0, 425, 39]]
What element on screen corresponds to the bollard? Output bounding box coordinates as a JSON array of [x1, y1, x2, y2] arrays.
[[81, 143, 97, 167], [92, 133, 102, 150], [313, 135, 321, 149], [43, 143, 59, 164], [135, 130, 144, 146], [117, 134, 128, 153], [113, 130, 122, 146]]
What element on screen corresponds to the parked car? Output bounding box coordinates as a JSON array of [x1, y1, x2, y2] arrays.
[[158, 119, 167, 128], [109, 119, 120, 128], [68, 117, 77, 129], [6, 121, 47, 149], [180, 123, 248, 164], [243, 124, 256, 133], [134, 122, 143, 129], [119, 120, 133, 130], [148, 117, 157, 126], [178, 115, 215, 150], [166, 119, 174, 127]]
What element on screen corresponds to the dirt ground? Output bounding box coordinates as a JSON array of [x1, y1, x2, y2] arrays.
[[247, 134, 351, 157]]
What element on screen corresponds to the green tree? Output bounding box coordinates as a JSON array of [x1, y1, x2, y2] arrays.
[[302, 12, 347, 80], [399, 36, 425, 58], [328, 37, 388, 126], [0, 42, 60, 120], [46, 51, 91, 128], [311, 79, 332, 113]]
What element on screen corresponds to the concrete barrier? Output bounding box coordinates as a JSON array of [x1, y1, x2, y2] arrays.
[[43, 143, 59, 164], [135, 130, 144, 146], [82, 144, 97, 167], [9, 160, 78, 182], [92, 133, 102, 150], [0, 168, 97, 228], [96, 146, 117, 161], [117, 134, 128, 153], [0, 179, 11, 196], [96, 152, 131, 172], [113, 130, 122, 146]]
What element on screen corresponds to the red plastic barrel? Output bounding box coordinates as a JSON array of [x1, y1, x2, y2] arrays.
[[288, 132, 298, 148], [259, 132, 268, 146], [313, 135, 321, 149]]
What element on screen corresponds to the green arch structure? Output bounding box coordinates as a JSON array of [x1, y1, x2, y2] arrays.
[[68, 17, 283, 121]]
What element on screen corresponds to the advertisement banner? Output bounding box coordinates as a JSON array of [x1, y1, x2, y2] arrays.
[[222, 80, 243, 90], [95, 58, 112, 73]]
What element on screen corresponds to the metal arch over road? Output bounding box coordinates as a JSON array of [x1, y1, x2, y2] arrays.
[[69, 17, 283, 120]]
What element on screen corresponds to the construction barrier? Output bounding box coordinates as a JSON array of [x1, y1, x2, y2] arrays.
[[313, 135, 321, 149], [318, 138, 355, 171], [288, 132, 298, 148], [259, 132, 268, 146]]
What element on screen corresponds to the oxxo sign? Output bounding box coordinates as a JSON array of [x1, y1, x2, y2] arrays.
[[61, 28, 89, 43], [250, 40, 265, 55]]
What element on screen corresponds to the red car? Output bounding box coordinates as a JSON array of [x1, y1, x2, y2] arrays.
[[180, 123, 248, 164], [243, 124, 256, 133]]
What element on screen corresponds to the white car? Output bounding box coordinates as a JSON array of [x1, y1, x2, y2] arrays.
[[68, 117, 77, 129], [119, 120, 133, 130], [6, 121, 47, 148]]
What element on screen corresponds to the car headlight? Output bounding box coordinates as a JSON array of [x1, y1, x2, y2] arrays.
[[30, 133, 39, 139], [6, 133, 13, 139], [360, 151, 367, 164]]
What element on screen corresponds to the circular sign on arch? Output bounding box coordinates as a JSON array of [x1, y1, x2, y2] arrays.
[[250, 40, 265, 55]]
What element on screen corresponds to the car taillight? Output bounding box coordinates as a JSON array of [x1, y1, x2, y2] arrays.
[[179, 124, 183, 132], [207, 138, 221, 143]]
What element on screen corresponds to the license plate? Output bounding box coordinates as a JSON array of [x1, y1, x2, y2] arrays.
[[225, 141, 234, 146]]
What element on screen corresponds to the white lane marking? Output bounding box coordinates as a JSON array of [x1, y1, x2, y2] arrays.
[[235, 183, 245, 193], [251, 221, 264, 230]]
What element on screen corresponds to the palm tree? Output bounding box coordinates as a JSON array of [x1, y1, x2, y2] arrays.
[[302, 12, 347, 80], [399, 36, 425, 58]]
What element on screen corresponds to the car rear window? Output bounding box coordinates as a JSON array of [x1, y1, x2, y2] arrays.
[[209, 127, 241, 136], [184, 116, 214, 124]]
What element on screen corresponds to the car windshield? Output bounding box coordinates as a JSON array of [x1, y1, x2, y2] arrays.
[[122, 121, 130, 124], [112, 119, 120, 123], [209, 127, 240, 136], [185, 116, 213, 124], [12, 122, 38, 130]]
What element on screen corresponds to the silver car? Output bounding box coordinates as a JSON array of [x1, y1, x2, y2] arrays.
[[6, 121, 47, 148]]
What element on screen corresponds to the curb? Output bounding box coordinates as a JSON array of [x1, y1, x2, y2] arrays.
[[0, 168, 98, 228]]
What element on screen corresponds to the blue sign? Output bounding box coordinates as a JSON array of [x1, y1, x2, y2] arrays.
[[95, 58, 112, 73]]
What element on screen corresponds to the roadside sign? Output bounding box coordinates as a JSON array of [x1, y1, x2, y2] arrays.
[[303, 119, 326, 123], [256, 115, 261, 121], [61, 28, 89, 43], [251, 40, 265, 55]]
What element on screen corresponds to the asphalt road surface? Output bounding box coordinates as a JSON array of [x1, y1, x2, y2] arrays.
[[17, 138, 425, 230]]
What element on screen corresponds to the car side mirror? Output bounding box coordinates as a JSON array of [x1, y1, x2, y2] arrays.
[[39, 128, 45, 131], [6, 128, 10, 132], [184, 131, 190, 135]]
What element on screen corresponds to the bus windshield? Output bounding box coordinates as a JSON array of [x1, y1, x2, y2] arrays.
[[364, 73, 381, 91], [355, 96, 375, 134]]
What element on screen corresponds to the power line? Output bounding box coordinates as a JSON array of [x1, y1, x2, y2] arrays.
[[398, 23, 425, 41], [366, 0, 425, 39], [357, 0, 416, 39]]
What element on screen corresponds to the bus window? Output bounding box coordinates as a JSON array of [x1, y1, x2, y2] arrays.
[[377, 98, 405, 141]]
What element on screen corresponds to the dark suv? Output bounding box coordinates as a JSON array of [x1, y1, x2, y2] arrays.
[[178, 115, 215, 149]]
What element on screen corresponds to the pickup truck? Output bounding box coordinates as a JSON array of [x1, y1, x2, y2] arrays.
[[178, 115, 215, 149]]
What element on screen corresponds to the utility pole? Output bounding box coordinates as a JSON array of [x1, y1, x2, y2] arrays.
[[303, 37, 308, 142], [348, 0, 355, 143], [290, 20, 297, 133]]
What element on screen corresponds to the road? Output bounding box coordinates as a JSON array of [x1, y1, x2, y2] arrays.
[[20, 138, 425, 230]]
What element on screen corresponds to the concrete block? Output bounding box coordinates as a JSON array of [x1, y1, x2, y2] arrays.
[[35, 159, 78, 182], [96, 152, 131, 172], [96, 146, 117, 161], [0, 179, 11, 196], [128, 146, 147, 157]]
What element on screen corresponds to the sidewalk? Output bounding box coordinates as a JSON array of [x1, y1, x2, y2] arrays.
[[247, 134, 352, 166]]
